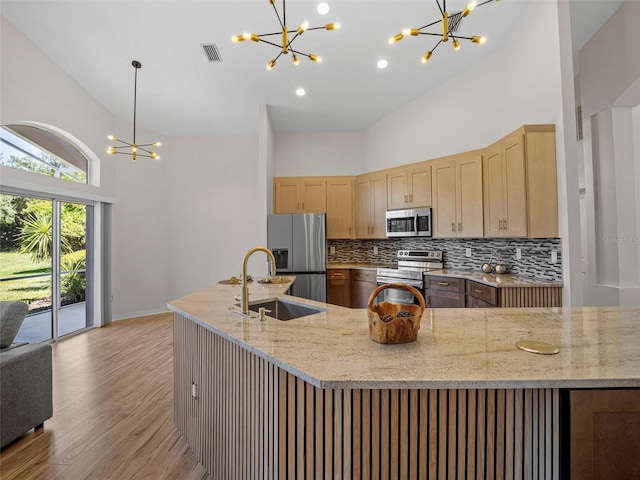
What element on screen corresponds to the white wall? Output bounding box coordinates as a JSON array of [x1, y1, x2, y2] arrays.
[[361, 0, 565, 173], [577, 0, 640, 306], [275, 131, 363, 176], [165, 134, 265, 301]]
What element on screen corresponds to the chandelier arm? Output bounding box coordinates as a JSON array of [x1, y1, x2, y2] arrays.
[[304, 25, 329, 32], [453, 34, 478, 41], [256, 31, 284, 37], [272, 50, 284, 62], [477, 0, 494, 7], [431, 39, 443, 52], [419, 32, 446, 38], [436, 0, 445, 17], [271, 0, 284, 30], [416, 19, 443, 30], [258, 38, 283, 48]]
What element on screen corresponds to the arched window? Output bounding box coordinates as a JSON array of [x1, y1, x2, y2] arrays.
[[0, 123, 92, 184]]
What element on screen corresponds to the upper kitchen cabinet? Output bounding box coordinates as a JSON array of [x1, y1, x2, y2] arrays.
[[355, 172, 387, 239], [274, 177, 326, 214], [387, 163, 432, 210], [483, 125, 558, 238], [326, 177, 355, 239], [431, 152, 484, 238]]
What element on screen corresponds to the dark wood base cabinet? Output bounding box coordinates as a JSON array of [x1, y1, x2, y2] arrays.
[[568, 389, 640, 479], [424, 276, 466, 308], [350, 269, 377, 308], [327, 269, 351, 307]]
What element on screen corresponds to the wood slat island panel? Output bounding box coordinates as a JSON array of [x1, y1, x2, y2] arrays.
[[174, 313, 561, 479]]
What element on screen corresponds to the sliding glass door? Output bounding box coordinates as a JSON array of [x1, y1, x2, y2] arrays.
[[0, 193, 93, 342]]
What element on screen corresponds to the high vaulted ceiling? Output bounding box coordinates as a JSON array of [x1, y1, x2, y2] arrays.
[[1, 0, 623, 136]]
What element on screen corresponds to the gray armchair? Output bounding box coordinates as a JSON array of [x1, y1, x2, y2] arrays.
[[0, 301, 53, 448]]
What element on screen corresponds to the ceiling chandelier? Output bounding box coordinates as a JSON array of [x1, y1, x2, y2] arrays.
[[232, 0, 340, 70], [388, 0, 499, 64], [107, 60, 161, 162]]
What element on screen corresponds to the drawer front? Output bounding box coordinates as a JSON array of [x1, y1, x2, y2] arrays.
[[466, 280, 498, 305], [328, 269, 350, 280], [466, 295, 497, 308], [424, 276, 465, 293], [424, 289, 466, 308], [351, 269, 376, 282]]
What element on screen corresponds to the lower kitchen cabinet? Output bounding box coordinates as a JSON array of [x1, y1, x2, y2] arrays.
[[568, 389, 640, 479], [424, 276, 466, 308], [466, 280, 498, 307], [327, 269, 351, 307], [350, 269, 377, 308]]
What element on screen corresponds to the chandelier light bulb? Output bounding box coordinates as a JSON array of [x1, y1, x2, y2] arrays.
[[421, 51, 433, 64], [453, 39, 460, 51], [309, 54, 321, 63], [388, 33, 404, 44], [317, 2, 329, 15], [462, 0, 478, 17], [297, 21, 309, 35], [296, 88, 306, 96], [325, 23, 340, 30], [377, 59, 388, 69], [267, 59, 277, 70], [292, 54, 300, 65], [471, 36, 487, 44]]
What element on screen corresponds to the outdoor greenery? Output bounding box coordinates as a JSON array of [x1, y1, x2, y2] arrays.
[[0, 193, 87, 308]]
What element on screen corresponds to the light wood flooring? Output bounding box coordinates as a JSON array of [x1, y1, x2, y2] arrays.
[[0, 313, 210, 480]]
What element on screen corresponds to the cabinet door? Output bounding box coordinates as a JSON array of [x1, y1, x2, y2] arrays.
[[387, 169, 408, 210], [431, 159, 457, 238], [274, 178, 300, 213], [327, 269, 351, 307], [455, 154, 484, 237], [483, 144, 505, 237], [371, 173, 388, 238], [326, 178, 354, 239], [424, 289, 466, 308], [502, 133, 527, 236], [355, 176, 372, 238], [408, 164, 432, 207], [300, 179, 326, 213]]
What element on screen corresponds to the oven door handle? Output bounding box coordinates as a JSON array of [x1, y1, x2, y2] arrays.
[[376, 277, 423, 288]]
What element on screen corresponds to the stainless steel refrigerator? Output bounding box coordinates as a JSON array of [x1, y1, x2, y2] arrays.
[[267, 213, 327, 303]]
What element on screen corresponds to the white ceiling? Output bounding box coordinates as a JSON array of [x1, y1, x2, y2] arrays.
[[1, 0, 624, 136]]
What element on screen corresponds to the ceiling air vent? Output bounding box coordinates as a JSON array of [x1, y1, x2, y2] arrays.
[[202, 43, 222, 62]]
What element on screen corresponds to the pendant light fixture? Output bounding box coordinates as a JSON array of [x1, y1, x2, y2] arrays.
[[107, 60, 161, 161], [232, 0, 340, 70], [388, 0, 499, 64]]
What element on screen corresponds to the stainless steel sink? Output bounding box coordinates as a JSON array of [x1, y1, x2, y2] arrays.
[[247, 298, 327, 321]]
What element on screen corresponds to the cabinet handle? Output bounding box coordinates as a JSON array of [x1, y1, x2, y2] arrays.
[[298, 202, 300, 211], [436, 282, 450, 286], [474, 289, 484, 294], [503, 219, 508, 229], [426, 295, 431, 308], [348, 227, 351, 235], [458, 222, 462, 232], [404, 194, 408, 203], [499, 220, 503, 230], [302, 202, 304, 210], [409, 194, 413, 203], [451, 222, 455, 232], [334, 273, 344, 277]]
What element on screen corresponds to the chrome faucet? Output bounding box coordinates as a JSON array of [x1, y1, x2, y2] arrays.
[[241, 246, 277, 316]]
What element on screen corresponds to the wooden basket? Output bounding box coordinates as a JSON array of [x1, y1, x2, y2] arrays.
[[367, 283, 425, 344]]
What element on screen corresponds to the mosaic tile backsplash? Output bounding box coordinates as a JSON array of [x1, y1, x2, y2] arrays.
[[328, 238, 563, 281]]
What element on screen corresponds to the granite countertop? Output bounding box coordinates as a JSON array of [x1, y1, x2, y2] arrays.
[[327, 263, 391, 270], [168, 280, 638, 390], [427, 269, 563, 288]]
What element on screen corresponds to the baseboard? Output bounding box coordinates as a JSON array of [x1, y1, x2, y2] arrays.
[[111, 307, 170, 323]]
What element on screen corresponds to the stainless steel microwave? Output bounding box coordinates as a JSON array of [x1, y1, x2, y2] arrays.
[[385, 207, 432, 238]]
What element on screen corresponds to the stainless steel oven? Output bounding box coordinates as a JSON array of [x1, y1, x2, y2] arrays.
[[386, 207, 432, 238], [376, 250, 443, 305]]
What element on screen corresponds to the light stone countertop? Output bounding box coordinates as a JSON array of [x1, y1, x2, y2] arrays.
[[326, 263, 391, 270], [426, 269, 563, 288], [168, 280, 639, 390]]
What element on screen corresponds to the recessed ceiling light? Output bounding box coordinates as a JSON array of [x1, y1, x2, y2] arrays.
[[377, 59, 388, 69], [317, 2, 330, 15], [296, 88, 306, 97]]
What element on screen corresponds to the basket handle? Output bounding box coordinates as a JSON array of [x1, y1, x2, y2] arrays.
[[367, 283, 426, 310]]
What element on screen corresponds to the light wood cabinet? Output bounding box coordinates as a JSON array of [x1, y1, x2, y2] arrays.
[[273, 177, 326, 213], [387, 163, 432, 210], [483, 125, 558, 238], [431, 152, 484, 238], [326, 177, 355, 239], [355, 173, 387, 239]]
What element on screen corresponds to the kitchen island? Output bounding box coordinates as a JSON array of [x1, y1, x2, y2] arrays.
[[168, 281, 640, 479]]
